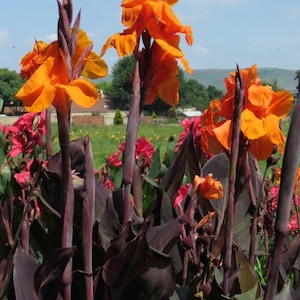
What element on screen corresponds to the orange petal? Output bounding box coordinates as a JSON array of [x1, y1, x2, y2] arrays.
[[82, 52, 108, 79], [100, 31, 137, 57], [65, 78, 99, 108], [248, 85, 273, 108], [212, 119, 232, 151], [16, 57, 53, 105], [241, 108, 265, 140], [249, 136, 275, 160], [263, 114, 286, 154], [267, 90, 293, 119], [24, 85, 55, 113]]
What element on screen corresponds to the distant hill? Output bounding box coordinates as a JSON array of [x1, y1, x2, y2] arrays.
[[97, 68, 298, 93], [184, 68, 298, 93]]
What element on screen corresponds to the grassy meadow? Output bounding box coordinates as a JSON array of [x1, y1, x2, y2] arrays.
[[51, 117, 291, 171], [52, 123, 183, 169]]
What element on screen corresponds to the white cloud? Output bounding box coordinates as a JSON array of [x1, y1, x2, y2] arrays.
[[190, 45, 211, 55], [44, 33, 57, 42], [0, 28, 9, 46], [186, 0, 248, 3]]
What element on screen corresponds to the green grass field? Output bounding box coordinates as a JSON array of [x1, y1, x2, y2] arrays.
[[51, 118, 291, 171], [52, 123, 183, 169]]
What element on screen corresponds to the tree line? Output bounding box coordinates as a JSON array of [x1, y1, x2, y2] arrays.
[[0, 61, 297, 116], [97, 55, 224, 115]]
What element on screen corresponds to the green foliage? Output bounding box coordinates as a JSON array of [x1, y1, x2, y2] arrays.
[[262, 78, 280, 91], [96, 81, 112, 95], [178, 67, 223, 111], [151, 111, 157, 119], [168, 107, 178, 120], [109, 55, 135, 110], [113, 108, 124, 125], [52, 123, 183, 168], [0, 68, 24, 110]]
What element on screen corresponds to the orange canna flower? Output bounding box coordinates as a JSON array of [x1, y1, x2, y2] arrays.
[[200, 120, 232, 155], [19, 41, 48, 80], [16, 29, 107, 115], [241, 85, 293, 159], [100, 0, 193, 106], [16, 54, 99, 115], [200, 64, 293, 160], [142, 41, 179, 105], [193, 174, 223, 200]]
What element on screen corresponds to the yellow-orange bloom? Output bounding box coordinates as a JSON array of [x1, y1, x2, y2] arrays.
[[193, 174, 223, 200], [16, 29, 107, 115], [200, 64, 293, 160], [100, 0, 193, 106], [143, 41, 180, 105], [241, 85, 293, 159], [16, 55, 99, 115], [101, 0, 193, 63], [19, 41, 48, 80]]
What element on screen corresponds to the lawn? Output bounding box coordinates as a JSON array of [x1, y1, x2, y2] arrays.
[[51, 117, 291, 171], [51, 123, 183, 169]]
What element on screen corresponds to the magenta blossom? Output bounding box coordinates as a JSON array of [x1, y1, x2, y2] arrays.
[[174, 183, 191, 209], [14, 159, 33, 187], [2, 111, 46, 157], [175, 117, 202, 154], [107, 136, 155, 170]]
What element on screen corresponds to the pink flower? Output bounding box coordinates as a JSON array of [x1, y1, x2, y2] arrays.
[[175, 117, 202, 154], [174, 183, 191, 209], [4, 112, 46, 157], [267, 185, 280, 212], [288, 213, 299, 232], [14, 159, 33, 187], [107, 137, 155, 170], [135, 136, 155, 169], [107, 149, 123, 168]]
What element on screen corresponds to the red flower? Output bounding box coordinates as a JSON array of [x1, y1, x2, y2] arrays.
[[174, 183, 191, 209], [3, 112, 45, 157], [175, 116, 202, 154]]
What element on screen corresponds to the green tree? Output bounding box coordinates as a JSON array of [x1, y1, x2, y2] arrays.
[[96, 81, 112, 96], [207, 84, 224, 101], [113, 108, 124, 125], [179, 78, 209, 111], [0, 68, 24, 114], [109, 55, 135, 110], [262, 78, 280, 91]]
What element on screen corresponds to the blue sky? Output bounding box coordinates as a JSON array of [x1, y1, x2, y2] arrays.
[[1, 0, 300, 74]]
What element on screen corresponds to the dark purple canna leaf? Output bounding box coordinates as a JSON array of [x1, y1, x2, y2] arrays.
[[13, 245, 39, 300], [102, 222, 175, 300], [146, 218, 180, 254], [122, 248, 175, 300], [201, 152, 230, 239], [0, 244, 13, 298], [33, 246, 76, 300]]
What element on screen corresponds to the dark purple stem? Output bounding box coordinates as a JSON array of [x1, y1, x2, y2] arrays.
[[46, 108, 52, 159], [264, 80, 300, 299], [57, 109, 74, 300], [122, 62, 141, 224], [223, 67, 244, 295], [82, 136, 95, 299]]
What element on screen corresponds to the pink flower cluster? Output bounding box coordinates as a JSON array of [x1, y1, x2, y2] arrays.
[[175, 117, 202, 154], [107, 136, 155, 170], [267, 185, 300, 232], [1, 112, 46, 157], [0, 112, 46, 188]]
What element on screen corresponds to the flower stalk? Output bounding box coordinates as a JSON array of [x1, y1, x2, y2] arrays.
[[264, 75, 300, 299], [223, 66, 244, 295], [122, 61, 141, 224]]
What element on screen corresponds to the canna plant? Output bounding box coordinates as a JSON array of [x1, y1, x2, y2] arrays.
[[0, 0, 299, 300]]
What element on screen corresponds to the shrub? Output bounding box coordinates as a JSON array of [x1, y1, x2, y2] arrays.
[[113, 108, 123, 125]]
